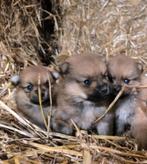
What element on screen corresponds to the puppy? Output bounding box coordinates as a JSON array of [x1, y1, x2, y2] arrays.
[[107, 55, 143, 135], [131, 74, 147, 150], [51, 54, 114, 135], [13, 65, 58, 129]]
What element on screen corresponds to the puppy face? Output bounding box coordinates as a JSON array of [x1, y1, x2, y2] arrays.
[[108, 55, 143, 95], [17, 65, 56, 105], [59, 55, 111, 102]]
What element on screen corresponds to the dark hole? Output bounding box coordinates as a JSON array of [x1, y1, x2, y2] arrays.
[[37, 0, 62, 65]]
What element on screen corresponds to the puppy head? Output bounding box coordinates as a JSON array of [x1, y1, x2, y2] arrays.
[[108, 55, 143, 95], [59, 55, 111, 102], [17, 65, 58, 105]]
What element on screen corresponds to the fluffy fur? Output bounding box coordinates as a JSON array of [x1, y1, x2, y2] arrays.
[[51, 55, 114, 135], [131, 74, 147, 149], [14, 65, 58, 129], [107, 55, 143, 135]]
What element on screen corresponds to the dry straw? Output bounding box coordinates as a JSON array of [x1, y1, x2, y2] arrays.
[[0, 0, 147, 163]]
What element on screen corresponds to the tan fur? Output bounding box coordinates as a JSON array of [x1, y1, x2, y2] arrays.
[[108, 55, 142, 135], [51, 55, 114, 135], [137, 74, 147, 109], [131, 74, 147, 149], [108, 55, 142, 93], [15, 65, 57, 129]]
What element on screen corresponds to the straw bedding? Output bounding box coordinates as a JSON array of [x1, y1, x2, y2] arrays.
[[0, 0, 147, 163]]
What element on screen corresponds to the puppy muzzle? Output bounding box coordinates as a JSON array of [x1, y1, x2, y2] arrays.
[[30, 91, 49, 105], [96, 84, 111, 96], [88, 84, 112, 102], [114, 85, 121, 93], [113, 84, 131, 97]]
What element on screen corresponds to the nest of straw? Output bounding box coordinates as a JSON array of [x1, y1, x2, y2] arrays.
[[0, 0, 147, 163]]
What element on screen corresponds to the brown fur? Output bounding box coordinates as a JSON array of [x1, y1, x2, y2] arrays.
[[108, 54, 142, 94], [108, 55, 143, 135], [131, 74, 147, 150], [15, 65, 57, 129], [51, 55, 114, 135]]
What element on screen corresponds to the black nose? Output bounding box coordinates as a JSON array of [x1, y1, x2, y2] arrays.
[[114, 85, 121, 92], [34, 89, 45, 98], [97, 84, 110, 96], [31, 89, 48, 105], [101, 85, 110, 95]]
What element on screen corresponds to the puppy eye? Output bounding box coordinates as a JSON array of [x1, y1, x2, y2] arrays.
[[26, 83, 33, 91], [123, 79, 130, 84], [83, 79, 92, 86]]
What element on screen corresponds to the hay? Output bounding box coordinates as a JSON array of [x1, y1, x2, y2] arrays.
[[0, 0, 147, 163], [57, 0, 147, 66]]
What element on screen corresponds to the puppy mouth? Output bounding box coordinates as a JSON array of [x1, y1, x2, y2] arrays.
[[112, 85, 132, 97], [97, 84, 111, 95], [87, 84, 113, 102], [30, 92, 50, 105]]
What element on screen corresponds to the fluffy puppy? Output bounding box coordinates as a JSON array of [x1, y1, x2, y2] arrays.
[[51, 54, 114, 135], [131, 74, 147, 150], [107, 55, 143, 135], [13, 65, 58, 129]]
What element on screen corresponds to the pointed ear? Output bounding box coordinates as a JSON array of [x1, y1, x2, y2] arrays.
[[11, 75, 20, 86], [59, 62, 70, 74]]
